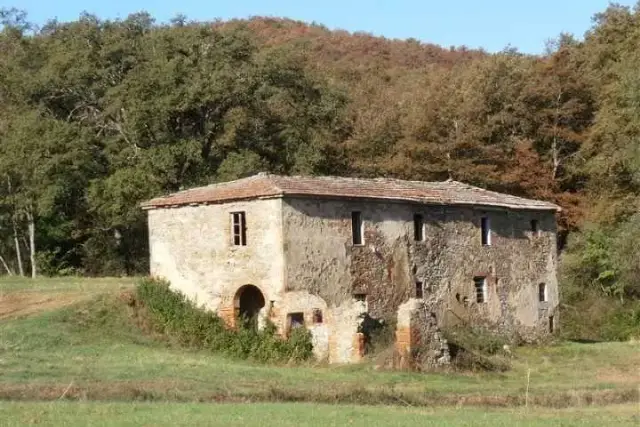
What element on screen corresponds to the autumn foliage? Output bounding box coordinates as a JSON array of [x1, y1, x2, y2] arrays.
[[0, 4, 639, 311]]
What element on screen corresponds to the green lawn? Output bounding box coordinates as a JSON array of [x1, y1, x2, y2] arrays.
[[0, 277, 639, 409], [0, 276, 137, 294], [2, 402, 639, 427]]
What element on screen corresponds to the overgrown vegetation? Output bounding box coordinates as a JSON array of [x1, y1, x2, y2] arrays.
[[134, 278, 313, 363], [443, 327, 512, 372]]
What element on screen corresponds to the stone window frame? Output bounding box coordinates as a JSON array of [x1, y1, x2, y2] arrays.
[[413, 213, 425, 242], [473, 276, 487, 303], [538, 283, 547, 302], [415, 281, 424, 299], [286, 312, 305, 336], [481, 216, 491, 246], [230, 211, 247, 246], [312, 308, 323, 324], [353, 293, 368, 313], [530, 219, 540, 237], [351, 211, 364, 246]]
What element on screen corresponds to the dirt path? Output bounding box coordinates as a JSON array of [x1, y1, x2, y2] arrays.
[[0, 292, 84, 320]]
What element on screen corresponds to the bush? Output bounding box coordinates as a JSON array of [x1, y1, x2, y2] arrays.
[[358, 314, 395, 356], [561, 218, 640, 301], [442, 326, 512, 372], [560, 289, 640, 342], [135, 278, 314, 363]]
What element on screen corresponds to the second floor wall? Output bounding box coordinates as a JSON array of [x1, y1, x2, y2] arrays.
[[282, 197, 558, 331]]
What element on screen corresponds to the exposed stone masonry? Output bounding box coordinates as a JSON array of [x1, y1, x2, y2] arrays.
[[145, 174, 559, 365]]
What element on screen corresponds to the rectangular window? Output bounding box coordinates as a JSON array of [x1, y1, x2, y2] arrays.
[[538, 283, 547, 302], [549, 315, 555, 333], [231, 212, 246, 246], [530, 219, 539, 236], [481, 217, 491, 246], [413, 214, 424, 242], [287, 312, 305, 329], [353, 293, 368, 313], [415, 281, 424, 299], [351, 211, 363, 245], [474, 277, 487, 303], [286, 312, 305, 337], [312, 309, 323, 324]]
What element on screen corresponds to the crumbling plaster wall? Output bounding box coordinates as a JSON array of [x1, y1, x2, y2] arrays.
[[147, 199, 285, 316], [281, 197, 558, 362]]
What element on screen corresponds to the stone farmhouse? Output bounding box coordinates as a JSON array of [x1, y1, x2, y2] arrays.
[[142, 173, 560, 364]]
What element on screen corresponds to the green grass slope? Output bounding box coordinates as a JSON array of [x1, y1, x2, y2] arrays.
[[0, 277, 639, 408]]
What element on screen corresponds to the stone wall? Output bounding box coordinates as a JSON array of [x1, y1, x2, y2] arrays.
[[281, 197, 558, 363], [147, 198, 285, 320], [147, 195, 558, 365]]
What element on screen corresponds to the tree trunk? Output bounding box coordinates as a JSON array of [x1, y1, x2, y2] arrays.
[[12, 218, 24, 277], [0, 254, 13, 275], [27, 209, 36, 278]]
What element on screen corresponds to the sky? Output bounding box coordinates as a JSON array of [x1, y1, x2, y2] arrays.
[[4, 0, 638, 53]]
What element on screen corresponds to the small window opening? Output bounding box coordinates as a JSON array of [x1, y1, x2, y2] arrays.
[[312, 309, 323, 324], [413, 214, 424, 242], [353, 293, 368, 314], [538, 283, 547, 302], [415, 281, 424, 299], [287, 312, 305, 332], [351, 211, 363, 245], [455, 293, 461, 303], [474, 277, 487, 303], [354, 293, 366, 303], [549, 315, 555, 333], [231, 212, 247, 246], [481, 217, 491, 246], [530, 219, 539, 236]]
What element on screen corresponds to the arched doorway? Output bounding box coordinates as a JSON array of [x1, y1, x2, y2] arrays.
[[234, 285, 266, 327]]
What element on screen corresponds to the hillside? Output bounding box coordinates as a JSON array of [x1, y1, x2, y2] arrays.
[[0, 4, 639, 317]]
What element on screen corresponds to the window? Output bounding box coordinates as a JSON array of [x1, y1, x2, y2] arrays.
[[415, 281, 424, 299], [530, 219, 540, 236], [474, 277, 487, 303], [354, 293, 367, 303], [538, 283, 547, 302], [481, 217, 491, 246], [549, 315, 555, 333], [287, 312, 305, 330], [351, 211, 363, 245], [312, 309, 323, 324], [231, 212, 247, 246], [353, 293, 368, 313], [413, 214, 424, 241]]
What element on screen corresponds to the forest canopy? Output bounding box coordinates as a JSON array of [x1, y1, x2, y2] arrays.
[[1, 4, 640, 308]]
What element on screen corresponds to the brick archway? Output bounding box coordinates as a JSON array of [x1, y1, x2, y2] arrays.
[[234, 285, 265, 327]]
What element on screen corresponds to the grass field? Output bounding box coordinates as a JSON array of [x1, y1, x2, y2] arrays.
[[1, 276, 639, 425], [1, 402, 639, 427]]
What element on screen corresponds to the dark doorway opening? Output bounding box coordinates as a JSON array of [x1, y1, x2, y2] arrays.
[[234, 285, 265, 327]]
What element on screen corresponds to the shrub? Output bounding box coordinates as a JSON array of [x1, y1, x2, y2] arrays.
[[358, 314, 395, 356], [560, 289, 640, 341], [135, 278, 314, 363], [442, 326, 512, 372]]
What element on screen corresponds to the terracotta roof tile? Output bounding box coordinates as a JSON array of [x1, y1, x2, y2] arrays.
[[141, 173, 560, 211]]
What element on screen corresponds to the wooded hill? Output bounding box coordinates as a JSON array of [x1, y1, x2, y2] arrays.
[[0, 5, 639, 306]]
